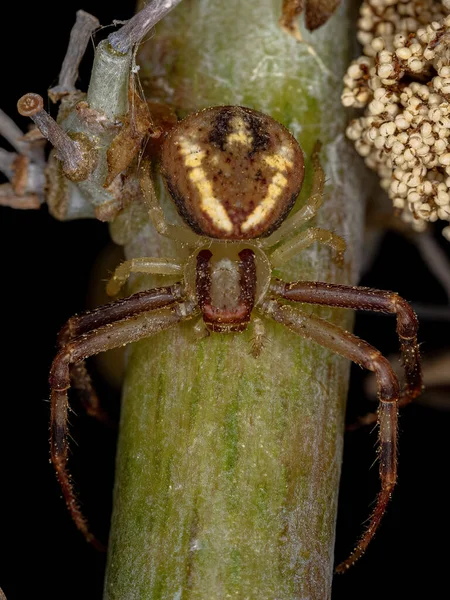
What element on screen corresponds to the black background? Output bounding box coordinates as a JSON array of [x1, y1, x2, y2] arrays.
[[1, 2, 450, 599]]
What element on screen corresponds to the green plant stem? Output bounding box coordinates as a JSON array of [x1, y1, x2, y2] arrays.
[[104, 1, 364, 598]]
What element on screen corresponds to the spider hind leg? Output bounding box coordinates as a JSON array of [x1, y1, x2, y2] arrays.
[[259, 297, 401, 571], [49, 284, 195, 547]]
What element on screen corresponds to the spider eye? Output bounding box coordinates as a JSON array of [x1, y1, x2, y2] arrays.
[[161, 106, 305, 239]]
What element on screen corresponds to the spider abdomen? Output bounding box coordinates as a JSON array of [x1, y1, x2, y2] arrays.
[[161, 106, 305, 240]]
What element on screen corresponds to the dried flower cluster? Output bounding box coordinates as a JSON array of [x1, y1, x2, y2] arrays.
[[342, 0, 450, 240]]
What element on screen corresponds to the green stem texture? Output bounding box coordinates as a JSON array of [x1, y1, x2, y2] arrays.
[[104, 1, 364, 598]]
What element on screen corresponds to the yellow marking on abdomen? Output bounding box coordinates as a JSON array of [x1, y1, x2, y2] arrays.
[[177, 137, 234, 233], [241, 172, 288, 232], [184, 151, 206, 168], [228, 131, 253, 145], [263, 154, 293, 171], [189, 168, 234, 232], [226, 116, 253, 148], [177, 138, 202, 155]]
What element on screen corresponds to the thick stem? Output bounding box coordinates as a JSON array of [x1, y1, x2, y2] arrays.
[[104, 1, 364, 598], [86, 41, 132, 121]]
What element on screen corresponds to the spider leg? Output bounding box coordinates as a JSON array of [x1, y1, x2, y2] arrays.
[[66, 360, 110, 426], [58, 285, 185, 340], [272, 280, 422, 425], [191, 317, 211, 341], [261, 140, 325, 248], [50, 285, 193, 547], [259, 298, 400, 571], [250, 316, 267, 357], [106, 257, 184, 296], [140, 162, 202, 246], [57, 316, 106, 427], [57, 284, 185, 425], [269, 227, 346, 267]]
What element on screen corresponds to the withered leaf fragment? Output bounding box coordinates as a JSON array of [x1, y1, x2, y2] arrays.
[[105, 89, 154, 188], [280, 0, 341, 37], [279, 0, 304, 40]]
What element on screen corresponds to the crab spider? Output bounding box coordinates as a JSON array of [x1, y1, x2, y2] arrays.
[[49, 105, 422, 572]]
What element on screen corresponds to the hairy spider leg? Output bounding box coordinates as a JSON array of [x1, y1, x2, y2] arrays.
[[58, 285, 185, 338], [273, 279, 422, 410], [270, 227, 347, 267], [140, 162, 203, 245], [259, 298, 401, 572], [56, 285, 185, 426], [261, 140, 325, 248], [106, 257, 184, 296], [57, 355, 110, 428], [50, 285, 193, 547], [250, 316, 267, 357]]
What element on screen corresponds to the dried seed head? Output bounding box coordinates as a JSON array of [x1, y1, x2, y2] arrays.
[[17, 93, 44, 117], [17, 93, 96, 182], [341, 0, 450, 236]]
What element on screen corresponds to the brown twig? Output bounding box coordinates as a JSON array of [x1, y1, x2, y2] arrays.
[[0, 184, 40, 209], [413, 231, 450, 303], [17, 93, 94, 182], [0, 148, 16, 179], [108, 0, 184, 54], [48, 10, 100, 102], [0, 107, 28, 156]]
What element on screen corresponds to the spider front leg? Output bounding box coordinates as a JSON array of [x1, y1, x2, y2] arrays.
[[272, 280, 422, 424], [50, 284, 194, 547], [269, 227, 347, 267], [259, 298, 401, 571], [56, 284, 185, 425], [106, 257, 184, 296]]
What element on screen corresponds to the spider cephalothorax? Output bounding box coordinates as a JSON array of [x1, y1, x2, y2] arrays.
[[47, 105, 422, 572]]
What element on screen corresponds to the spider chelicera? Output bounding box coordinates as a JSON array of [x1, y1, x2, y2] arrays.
[[49, 105, 422, 572]]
